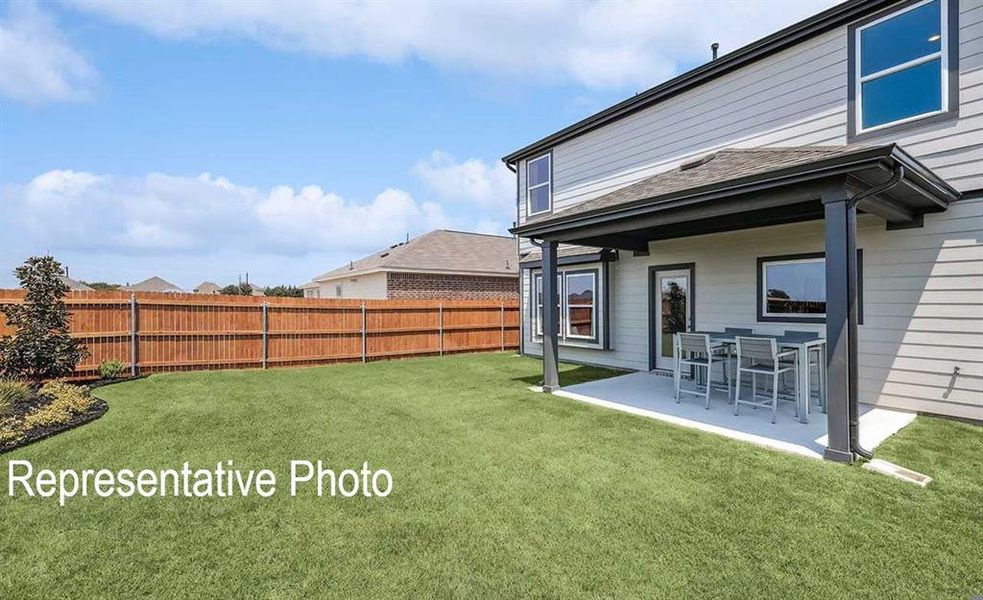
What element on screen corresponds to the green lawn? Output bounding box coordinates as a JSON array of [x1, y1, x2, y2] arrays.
[[1, 353, 980, 599]]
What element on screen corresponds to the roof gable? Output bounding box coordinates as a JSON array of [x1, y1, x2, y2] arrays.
[[311, 230, 518, 282]]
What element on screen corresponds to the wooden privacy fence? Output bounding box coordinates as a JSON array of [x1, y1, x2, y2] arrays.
[[0, 290, 520, 378]]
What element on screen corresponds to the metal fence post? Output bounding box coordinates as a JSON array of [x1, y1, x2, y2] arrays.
[[361, 302, 367, 363], [438, 303, 444, 356], [129, 293, 138, 376], [261, 303, 269, 369], [500, 302, 505, 351]]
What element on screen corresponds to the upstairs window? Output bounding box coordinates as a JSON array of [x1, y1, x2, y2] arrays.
[[851, 0, 956, 135], [526, 153, 552, 215]]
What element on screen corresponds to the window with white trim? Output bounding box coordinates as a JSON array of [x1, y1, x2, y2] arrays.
[[565, 271, 596, 340], [532, 268, 602, 344], [532, 273, 562, 336], [854, 0, 950, 133], [526, 153, 551, 215]]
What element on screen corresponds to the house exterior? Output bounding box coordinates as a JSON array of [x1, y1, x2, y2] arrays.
[[122, 276, 184, 293], [505, 0, 982, 462], [193, 281, 221, 294], [59, 276, 94, 291], [302, 230, 519, 300]]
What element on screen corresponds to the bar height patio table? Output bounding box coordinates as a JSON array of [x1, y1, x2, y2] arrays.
[[689, 331, 827, 424]]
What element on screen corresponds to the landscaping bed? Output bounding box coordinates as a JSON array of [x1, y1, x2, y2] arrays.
[[0, 380, 109, 453]]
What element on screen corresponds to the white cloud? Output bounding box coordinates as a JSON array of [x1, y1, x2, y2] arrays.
[[68, 0, 838, 91], [0, 2, 97, 104], [413, 150, 513, 210], [4, 169, 449, 257]]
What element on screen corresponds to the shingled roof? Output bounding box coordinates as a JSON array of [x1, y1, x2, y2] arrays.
[[529, 146, 865, 227], [122, 276, 184, 293], [310, 230, 518, 282]]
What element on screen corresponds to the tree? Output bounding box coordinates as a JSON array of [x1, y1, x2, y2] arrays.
[[220, 283, 253, 296], [264, 285, 303, 298], [80, 281, 120, 290], [0, 256, 89, 385]]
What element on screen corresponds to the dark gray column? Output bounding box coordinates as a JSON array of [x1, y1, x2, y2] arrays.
[[822, 186, 857, 464], [541, 240, 561, 392]]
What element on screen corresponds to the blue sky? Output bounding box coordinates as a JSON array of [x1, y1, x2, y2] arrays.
[[1, 0, 835, 289]]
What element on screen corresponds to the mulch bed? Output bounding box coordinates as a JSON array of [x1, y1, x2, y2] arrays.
[[0, 381, 126, 454]]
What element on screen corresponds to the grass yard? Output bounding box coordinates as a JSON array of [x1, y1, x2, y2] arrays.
[[1, 353, 980, 599]]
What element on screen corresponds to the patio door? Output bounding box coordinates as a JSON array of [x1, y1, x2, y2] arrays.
[[652, 268, 692, 371]]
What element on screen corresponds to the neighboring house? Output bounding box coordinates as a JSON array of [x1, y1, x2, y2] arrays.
[[303, 230, 518, 300], [505, 0, 982, 462], [193, 281, 221, 294], [59, 276, 94, 291], [122, 276, 184, 293]]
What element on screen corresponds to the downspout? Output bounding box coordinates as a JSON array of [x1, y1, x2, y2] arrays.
[[844, 163, 904, 461], [507, 159, 523, 356]]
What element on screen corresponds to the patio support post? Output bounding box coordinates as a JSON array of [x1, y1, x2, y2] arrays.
[[541, 240, 561, 392], [822, 186, 858, 464], [261, 302, 269, 369], [129, 293, 138, 376], [361, 302, 367, 364]]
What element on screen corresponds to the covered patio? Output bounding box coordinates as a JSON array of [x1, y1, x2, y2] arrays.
[[554, 371, 916, 460], [513, 144, 960, 463]]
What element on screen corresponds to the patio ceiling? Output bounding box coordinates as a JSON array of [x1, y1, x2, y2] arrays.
[[511, 144, 960, 251]]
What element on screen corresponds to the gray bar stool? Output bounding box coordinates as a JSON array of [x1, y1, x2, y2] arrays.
[[674, 333, 731, 409], [734, 336, 799, 424]]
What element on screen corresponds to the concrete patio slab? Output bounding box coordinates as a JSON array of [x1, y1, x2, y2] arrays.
[[554, 371, 916, 460]]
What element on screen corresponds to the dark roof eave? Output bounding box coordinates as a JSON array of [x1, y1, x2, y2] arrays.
[[502, 0, 895, 165], [509, 145, 957, 238]]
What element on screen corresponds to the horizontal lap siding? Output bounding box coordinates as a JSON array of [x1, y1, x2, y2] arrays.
[[516, 1, 983, 255], [523, 197, 983, 418]]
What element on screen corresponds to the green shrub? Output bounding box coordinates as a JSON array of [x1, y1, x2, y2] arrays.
[[0, 379, 31, 418], [98, 359, 126, 380], [25, 382, 94, 428], [0, 255, 88, 384]]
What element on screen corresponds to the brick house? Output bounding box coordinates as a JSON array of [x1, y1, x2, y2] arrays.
[[302, 230, 518, 300]]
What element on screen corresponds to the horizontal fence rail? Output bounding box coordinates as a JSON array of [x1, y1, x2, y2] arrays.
[[0, 290, 520, 378]]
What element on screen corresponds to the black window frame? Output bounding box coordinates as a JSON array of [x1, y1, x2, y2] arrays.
[[756, 251, 864, 324], [847, 0, 959, 142], [525, 151, 553, 217]]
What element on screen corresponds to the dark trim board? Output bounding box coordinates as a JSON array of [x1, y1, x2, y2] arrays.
[[756, 250, 865, 324], [846, 0, 960, 143], [647, 263, 696, 371], [519, 248, 617, 270]]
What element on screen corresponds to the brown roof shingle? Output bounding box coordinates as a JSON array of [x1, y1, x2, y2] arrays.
[[311, 230, 518, 282], [527, 146, 868, 227]]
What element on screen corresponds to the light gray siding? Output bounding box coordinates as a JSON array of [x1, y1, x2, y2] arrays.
[[523, 196, 983, 419], [518, 0, 983, 258]]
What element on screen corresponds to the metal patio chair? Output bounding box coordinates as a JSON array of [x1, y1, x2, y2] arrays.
[[674, 333, 731, 409], [718, 328, 753, 392], [785, 330, 826, 413], [734, 336, 799, 424]]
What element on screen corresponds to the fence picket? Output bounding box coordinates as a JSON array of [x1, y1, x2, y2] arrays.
[[0, 290, 518, 378]]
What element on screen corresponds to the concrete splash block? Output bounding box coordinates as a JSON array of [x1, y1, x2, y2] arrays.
[[863, 459, 932, 487]]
